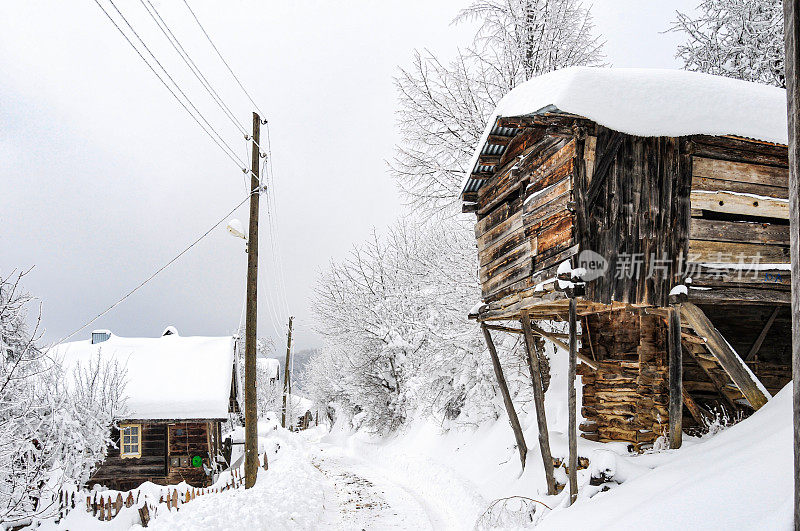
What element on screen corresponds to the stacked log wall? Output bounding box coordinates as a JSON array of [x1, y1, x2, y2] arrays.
[[578, 309, 669, 450], [475, 126, 577, 303]]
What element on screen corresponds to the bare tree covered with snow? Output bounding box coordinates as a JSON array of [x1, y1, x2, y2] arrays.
[[0, 271, 125, 524], [256, 340, 283, 418], [307, 220, 530, 432], [393, 0, 605, 214], [671, 0, 785, 87]]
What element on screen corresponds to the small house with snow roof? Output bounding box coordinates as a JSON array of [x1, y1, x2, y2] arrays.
[[54, 327, 240, 491], [257, 357, 280, 385], [462, 67, 792, 475]]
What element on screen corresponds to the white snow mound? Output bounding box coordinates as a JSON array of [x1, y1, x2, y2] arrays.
[[52, 334, 235, 420]]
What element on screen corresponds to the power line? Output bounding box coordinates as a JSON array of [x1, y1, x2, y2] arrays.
[[139, 0, 248, 136], [94, 0, 247, 172], [51, 191, 255, 347], [182, 0, 264, 116], [258, 160, 290, 329], [105, 0, 246, 167], [262, 132, 292, 316]]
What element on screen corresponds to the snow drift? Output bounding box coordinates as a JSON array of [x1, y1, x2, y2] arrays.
[[538, 383, 794, 530]]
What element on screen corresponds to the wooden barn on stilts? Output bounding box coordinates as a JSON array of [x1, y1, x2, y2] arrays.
[[462, 67, 792, 496]]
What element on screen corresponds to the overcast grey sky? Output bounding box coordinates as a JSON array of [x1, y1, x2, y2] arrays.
[[0, 0, 696, 351]]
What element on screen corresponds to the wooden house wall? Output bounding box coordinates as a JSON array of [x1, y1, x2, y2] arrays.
[[472, 118, 791, 311], [475, 126, 579, 303], [166, 422, 214, 486], [90, 422, 168, 491], [89, 421, 219, 491]]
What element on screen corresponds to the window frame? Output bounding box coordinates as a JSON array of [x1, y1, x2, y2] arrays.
[[120, 423, 142, 459]]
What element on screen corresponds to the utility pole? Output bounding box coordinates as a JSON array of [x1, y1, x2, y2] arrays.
[[281, 316, 294, 428], [243, 112, 261, 489], [782, 1, 800, 527]]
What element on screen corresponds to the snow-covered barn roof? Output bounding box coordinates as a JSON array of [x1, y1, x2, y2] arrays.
[[53, 332, 235, 420], [463, 67, 788, 197]]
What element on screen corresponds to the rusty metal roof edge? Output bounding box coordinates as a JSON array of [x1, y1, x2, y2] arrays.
[[460, 105, 569, 201]]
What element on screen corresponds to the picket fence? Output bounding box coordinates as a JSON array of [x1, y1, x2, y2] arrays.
[[59, 453, 268, 527]]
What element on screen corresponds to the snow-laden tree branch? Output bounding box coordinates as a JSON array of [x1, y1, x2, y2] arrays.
[[306, 219, 533, 433], [0, 270, 125, 524], [392, 0, 605, 214], [670, 0, 785, 88]]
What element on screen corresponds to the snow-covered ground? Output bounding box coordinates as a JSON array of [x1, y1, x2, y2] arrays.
[[306, 384, 794, 530], [46, 382, 793, 530]]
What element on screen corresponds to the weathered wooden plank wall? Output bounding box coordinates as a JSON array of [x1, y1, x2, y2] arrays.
[[474, 123, 576, 302], [89, 421, 218, 491], [166, 422, 212, 486], [90, 423, 167, 491], [687, 138, 790, 268], [581, 129, 691, 308]]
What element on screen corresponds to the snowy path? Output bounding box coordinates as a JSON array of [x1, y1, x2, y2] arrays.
[[313, 444, 448, 530]]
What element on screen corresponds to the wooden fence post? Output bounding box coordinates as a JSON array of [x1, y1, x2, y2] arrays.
[[138, 503, 150, 527]]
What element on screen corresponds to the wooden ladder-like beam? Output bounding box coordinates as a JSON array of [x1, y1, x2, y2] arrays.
[[679, 303, 771, 410], [744, 306, 781, 362]]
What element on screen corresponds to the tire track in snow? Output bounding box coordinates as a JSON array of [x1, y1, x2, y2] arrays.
[[313, 446, 444, 530]]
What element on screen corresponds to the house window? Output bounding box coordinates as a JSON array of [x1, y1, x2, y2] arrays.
[[120, 424, 142, 458]]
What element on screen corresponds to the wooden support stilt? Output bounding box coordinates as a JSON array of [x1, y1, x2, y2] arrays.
[[520, 311, 557, 495], [481, 322, 528, 468], [680, 303, 770, 409], [567, 298, 578, 505], [745, 306, 780, 361], [668, 305, 683, 449], [683, 345, 739, 411]]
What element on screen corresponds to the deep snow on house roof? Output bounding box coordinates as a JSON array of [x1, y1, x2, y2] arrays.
[[257, 357, 280, 379], [288, 393, 313, 413], [464, 67, 788, 196], [53, 333, 235, 420]]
